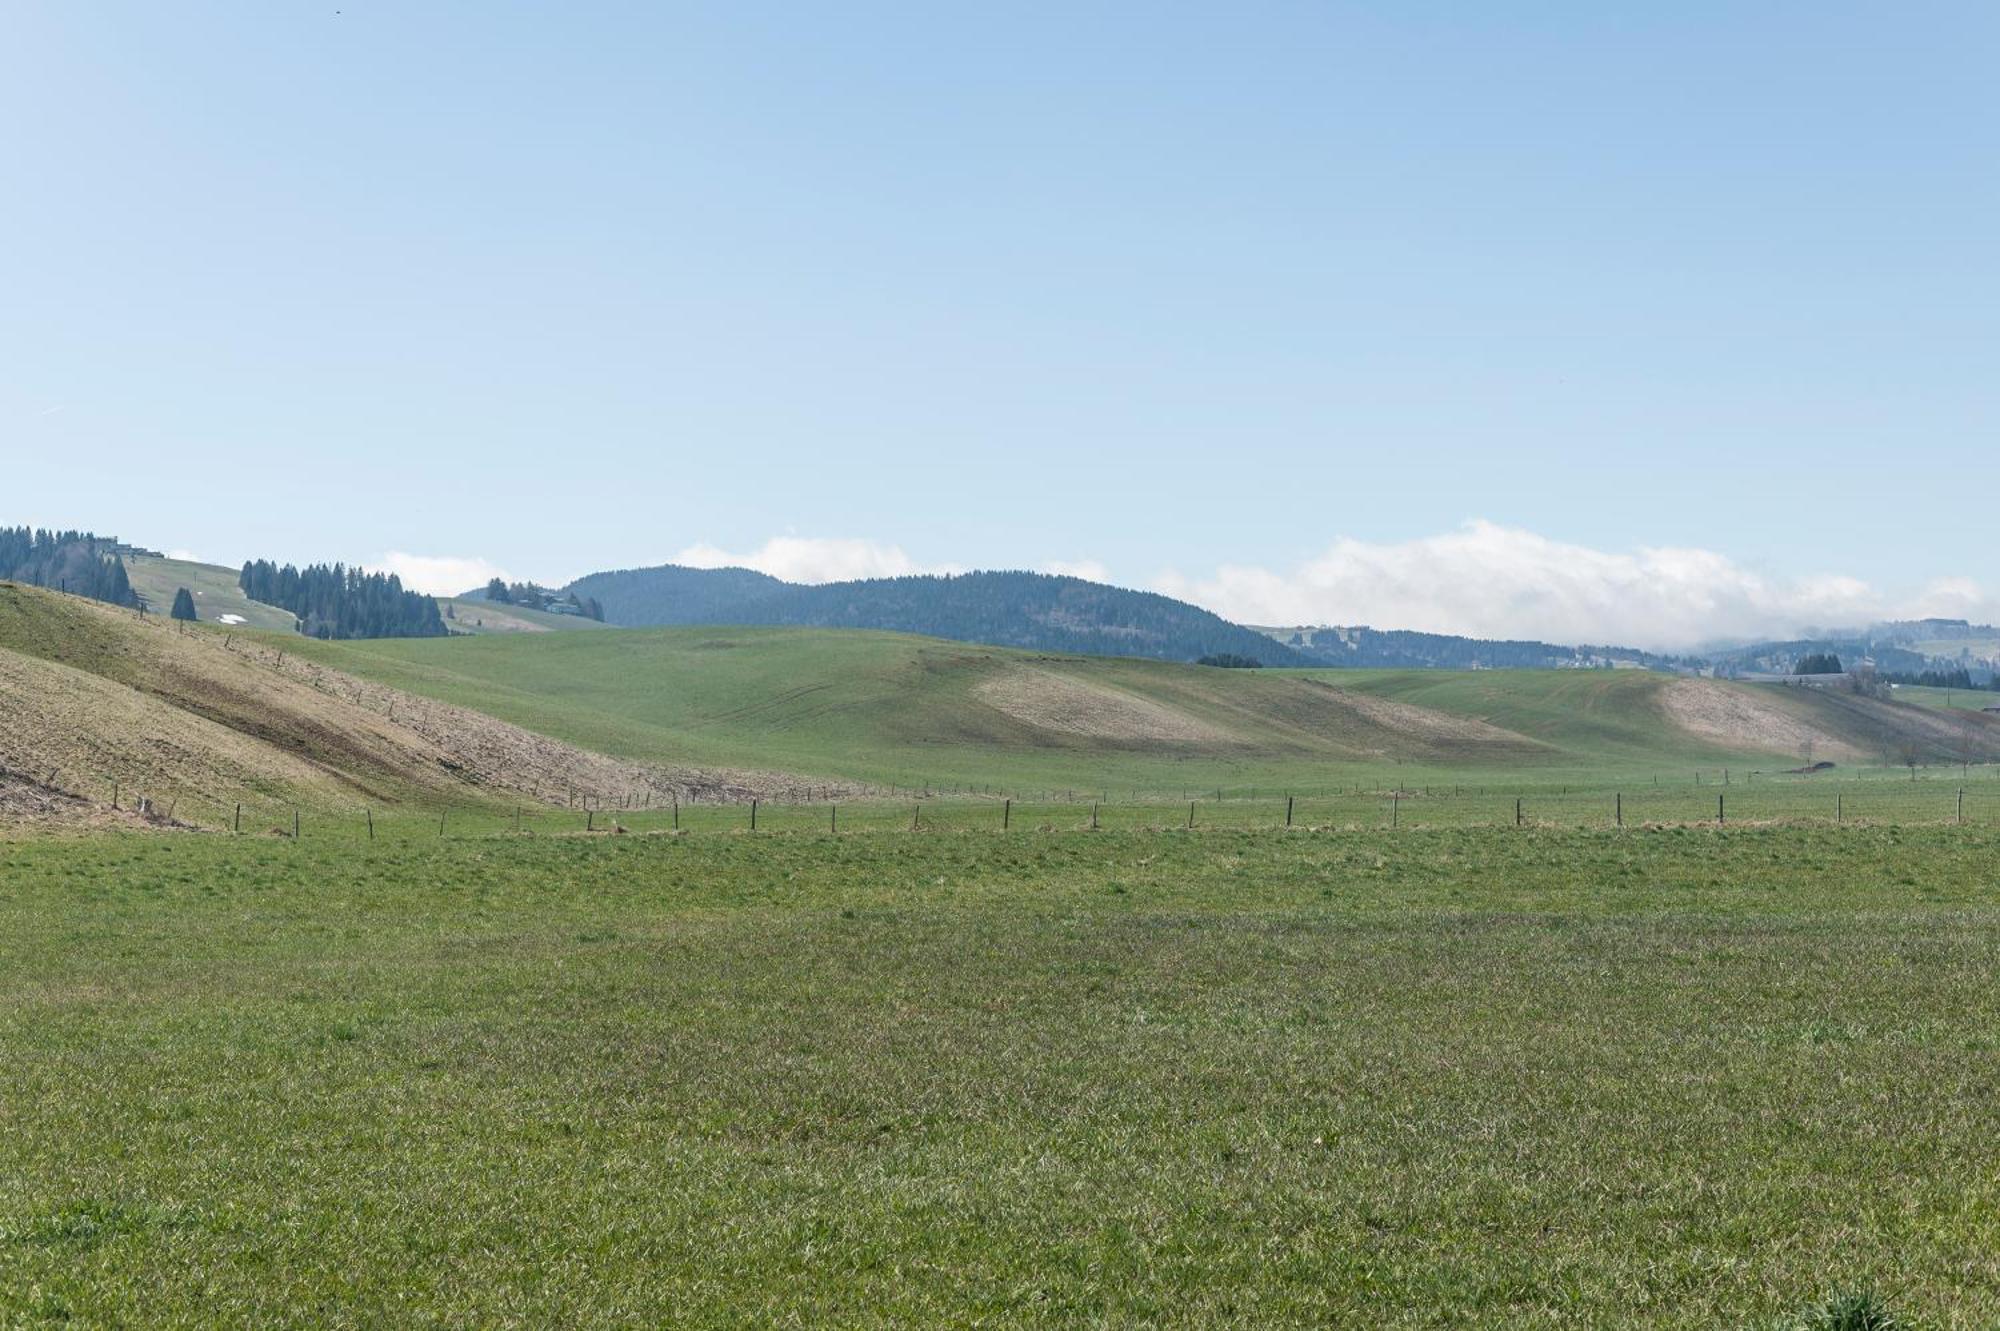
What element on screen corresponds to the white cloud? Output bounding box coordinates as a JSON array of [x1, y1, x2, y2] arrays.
[[672, 537, 946, 585], [369, 552, 511, 597], [1151, 520, 1996, 651], [166, 548, 202, 563], [1043, 559, 1112, 584]]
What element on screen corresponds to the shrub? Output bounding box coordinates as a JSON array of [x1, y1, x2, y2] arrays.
[[1788, 1289, 1902, 1331]]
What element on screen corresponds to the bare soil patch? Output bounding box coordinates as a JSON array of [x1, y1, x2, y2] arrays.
[[1660, 679, 1858, 759], [975, 667, 1234, 744]]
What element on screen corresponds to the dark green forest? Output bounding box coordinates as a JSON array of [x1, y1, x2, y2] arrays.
[[0, 528, 138, 608], [238, 560, 446, 640]]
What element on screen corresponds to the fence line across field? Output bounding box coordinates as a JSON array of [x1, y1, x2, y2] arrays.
[[28, 769, 2000, 840]]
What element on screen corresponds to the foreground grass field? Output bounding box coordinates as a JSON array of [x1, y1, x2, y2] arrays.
[[4, 826, 1997, 1326]]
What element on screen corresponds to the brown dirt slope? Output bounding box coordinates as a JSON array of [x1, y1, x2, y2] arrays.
[[968, 659, 1549, 764], [1661, 677, 2000, 764], [0, 582, 835, 826]]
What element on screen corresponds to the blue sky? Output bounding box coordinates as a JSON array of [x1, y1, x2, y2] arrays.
[[4, 4, 1995, 646]]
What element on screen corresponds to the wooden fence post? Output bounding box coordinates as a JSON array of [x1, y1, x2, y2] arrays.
[[234, 802, 242, 834], [293, 808, 300, 839], [750, 799, 758, 831], [1187, 800, 1195, 829], [367, 808, 374, 840], [1002, 798, 1011, 830], [1286, 795, 1294, 827], [1515, 798, 1522, 827], [1616, 792, 1622, 828]]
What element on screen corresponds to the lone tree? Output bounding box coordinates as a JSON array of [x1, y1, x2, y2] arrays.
[[169, 587, 198, 621]]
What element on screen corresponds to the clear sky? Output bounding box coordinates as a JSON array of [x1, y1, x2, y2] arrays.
[[4, 4, 1995, 647]]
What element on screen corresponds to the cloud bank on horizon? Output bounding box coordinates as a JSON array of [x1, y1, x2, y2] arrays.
[[670, 537, 939, 585], [376, 523, 1996, 651], [370, 552, 514, 598], [1153, 522, 1995, 651]]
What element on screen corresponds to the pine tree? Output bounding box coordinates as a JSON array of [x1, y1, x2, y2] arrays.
[[170, 587, 198, 621]]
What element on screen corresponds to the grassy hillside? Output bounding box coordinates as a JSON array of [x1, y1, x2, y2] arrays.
[[122, 553, 296, 630], [277, 625, 2000, 794], [1893, 683, 2000, 711], [0, 583, 825, 828], [441, 596, 611, 635]]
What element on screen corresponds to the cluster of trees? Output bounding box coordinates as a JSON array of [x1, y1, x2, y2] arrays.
[[1793, 652, 1845, 675], [481, 579, 604, 621], [1880, 666, 1997, 691], [239, 560, 447, 640], [0, 527, 138, 608], [1196, 653, 1264, 669]]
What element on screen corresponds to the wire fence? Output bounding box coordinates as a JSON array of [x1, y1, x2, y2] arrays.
[[44, 768, 2000, 842]]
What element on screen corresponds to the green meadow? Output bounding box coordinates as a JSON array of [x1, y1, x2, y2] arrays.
[[4, 825, 1997, 1327], [272, 626, 2000, 797]]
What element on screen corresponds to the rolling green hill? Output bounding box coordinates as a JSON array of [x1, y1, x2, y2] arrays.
[[276, 625, 2000, 794]]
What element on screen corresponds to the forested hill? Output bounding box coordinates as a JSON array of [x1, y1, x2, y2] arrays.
[[562, 566, 1303, 666], [0, 528, 138, 609], [562, 564, 786, 626]]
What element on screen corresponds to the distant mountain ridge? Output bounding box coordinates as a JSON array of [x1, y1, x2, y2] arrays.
[[1259, 624, 1701, 672], [561, 566, 1304, 666]]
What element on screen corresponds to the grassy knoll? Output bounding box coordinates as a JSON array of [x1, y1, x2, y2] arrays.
[[441, 596, 612, 635], [1892, 683, 2000, 712], [274, 626, 2000, 797], [2, 826, 1997, 1326], [122, 553, 295, 631]]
